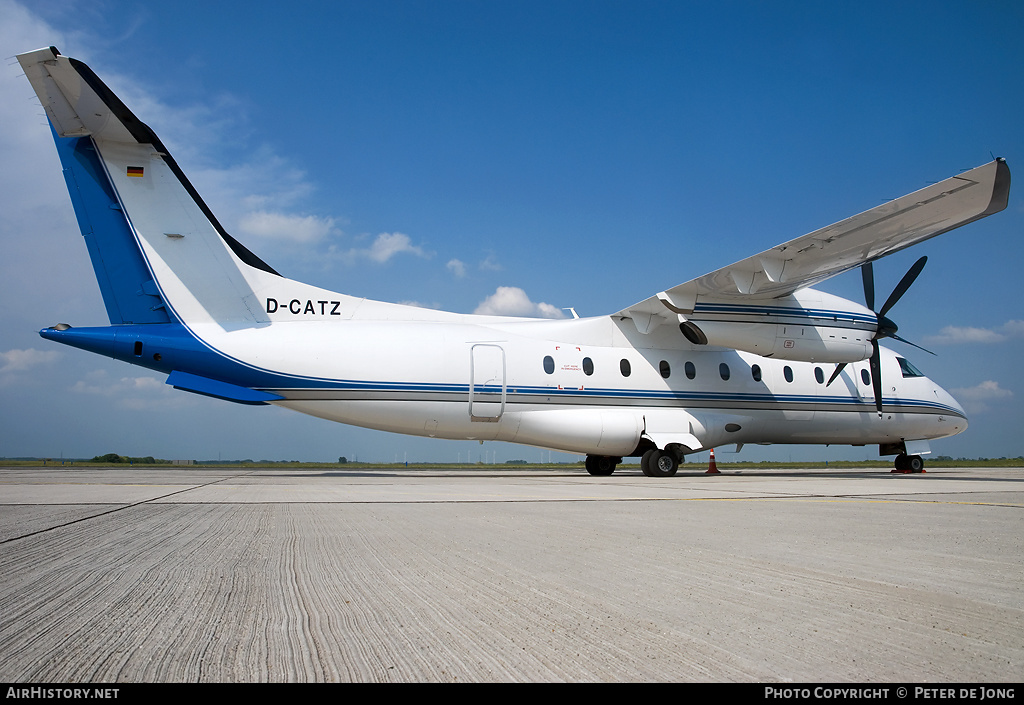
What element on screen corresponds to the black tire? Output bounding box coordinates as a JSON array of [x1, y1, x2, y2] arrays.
[[585, 455, 616, 476], [641, 449, 657, 477], [646, 450, 678, 478], [894, 453, 908, 471], [907, 455, 924, 473]]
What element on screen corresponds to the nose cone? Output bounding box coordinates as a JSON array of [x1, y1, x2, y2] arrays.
[[935, 382, 969, 433], [942, 386, 968, 418]]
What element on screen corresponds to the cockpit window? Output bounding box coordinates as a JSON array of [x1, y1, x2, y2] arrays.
[[897, 357, 924, 378]]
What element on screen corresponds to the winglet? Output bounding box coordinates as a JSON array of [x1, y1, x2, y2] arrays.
[[983, 158, 1011, 217]]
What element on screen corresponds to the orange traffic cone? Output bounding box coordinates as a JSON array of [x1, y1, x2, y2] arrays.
[[706, 448, 720, 474]]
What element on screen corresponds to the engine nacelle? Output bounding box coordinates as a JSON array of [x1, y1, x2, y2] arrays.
[[681, 289, 876, 363], [688, 320, 873, 362]]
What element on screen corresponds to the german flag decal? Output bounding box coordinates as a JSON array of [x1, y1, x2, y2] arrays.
[[127, 166, 144, 177]]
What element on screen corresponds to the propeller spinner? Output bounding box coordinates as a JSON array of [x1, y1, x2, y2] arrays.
[[826, 255, 935, 413]]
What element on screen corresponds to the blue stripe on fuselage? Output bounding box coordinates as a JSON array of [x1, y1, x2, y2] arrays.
[[693, 302, 876, 326], [40, 323, 958, 416]]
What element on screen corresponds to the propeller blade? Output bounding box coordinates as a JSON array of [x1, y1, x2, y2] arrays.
[[826, 362, 847, 387], [869, 339, 883, 414], [861, 262, 875, 312], [890, 334, 936, 356], [859, 256, 930, 414], [879, 256, 927, 317]]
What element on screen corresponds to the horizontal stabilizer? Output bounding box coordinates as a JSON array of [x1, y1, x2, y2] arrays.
[[19, 47, 151, 143], [167, 370, 283, 405]]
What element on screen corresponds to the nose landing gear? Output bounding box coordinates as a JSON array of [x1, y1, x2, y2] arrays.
[[893, 453, 925, 473]]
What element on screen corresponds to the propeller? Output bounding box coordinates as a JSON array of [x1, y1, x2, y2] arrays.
[[827, 255, 935, 414]]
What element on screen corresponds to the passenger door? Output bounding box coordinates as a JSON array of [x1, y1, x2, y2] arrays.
[[469, 344, 506, 422]]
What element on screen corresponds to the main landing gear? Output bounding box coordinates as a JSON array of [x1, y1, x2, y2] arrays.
[[893, 453, 925, 473], [584, 450, 681, 477], [640, 448, 679, 477], [584, 455, 620, 476]]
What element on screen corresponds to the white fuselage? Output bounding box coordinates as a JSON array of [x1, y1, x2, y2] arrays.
[[192, 302, 966, 457]]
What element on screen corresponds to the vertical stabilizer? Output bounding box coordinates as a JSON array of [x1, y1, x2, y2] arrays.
[[52, 130, 171, 324], [17, 47, 280, 329]]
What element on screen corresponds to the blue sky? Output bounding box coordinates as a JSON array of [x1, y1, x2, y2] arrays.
[[2, 0, 1022, 462]]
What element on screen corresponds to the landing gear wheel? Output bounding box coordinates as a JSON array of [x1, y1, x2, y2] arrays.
[[585, 455, 617, 476], [894, 454, 925, 473], [641, 449, 657, 477], [645, 450, 678, 478]]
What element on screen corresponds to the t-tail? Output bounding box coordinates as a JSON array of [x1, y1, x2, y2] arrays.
[[18, 46, 300, 404]]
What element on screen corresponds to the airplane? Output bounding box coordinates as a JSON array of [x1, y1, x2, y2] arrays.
[[17, 46, 1010, 476]]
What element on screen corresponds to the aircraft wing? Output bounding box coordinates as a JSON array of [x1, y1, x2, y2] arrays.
[[617, 159, 1010, 329]]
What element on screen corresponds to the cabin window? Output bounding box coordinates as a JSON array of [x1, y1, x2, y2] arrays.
[[719, 363, 730, 381], [814, 367, 824, 384], [133, 341, 143, 357], [898, 358, 924, 378], [861, 369, 871, 385], [784, 366, 794, 383], [659, 360, 671, 379], [543, 356, 555, 374], [685, 361, 696, 380], [751, 364, 761, 382], [620, 359, 631, 377], [583, 357, 594, 376]]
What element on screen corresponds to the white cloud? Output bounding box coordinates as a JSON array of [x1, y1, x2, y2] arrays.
[[474, 286, 566, 319], [187, 151, 336, 246], [479, 254, 502, 271], [336, 232, 430, 264], [535, 302, 566, 319], [70, 369, 196, 410], [0, 348, 59, 374], [398, 300, 441, 310], [949, 380, 1013, 414], [927, 326, 1004, 344], [369, 232, 427, 262], [447, 258, 467, 278], [950, 380, 1013, 401], [71, 370, 158, 396], [1002, 320, 1024, 337], [237, 211, 338, 244], [0, 349, 60, 386], [925, 320, 1024, 345]]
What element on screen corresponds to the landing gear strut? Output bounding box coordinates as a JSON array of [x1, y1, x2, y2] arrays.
[[585, 455, 620, 476]]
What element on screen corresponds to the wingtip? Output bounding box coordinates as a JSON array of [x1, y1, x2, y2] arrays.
[[983, 158, 1011, 216]]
